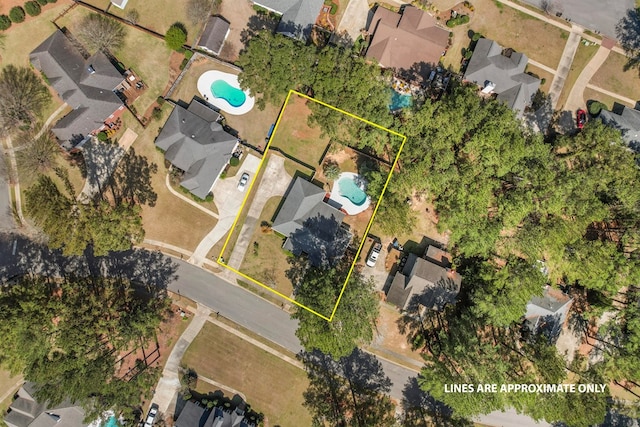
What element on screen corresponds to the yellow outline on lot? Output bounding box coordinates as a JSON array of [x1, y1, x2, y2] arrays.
[[217, 90, 407, 322]]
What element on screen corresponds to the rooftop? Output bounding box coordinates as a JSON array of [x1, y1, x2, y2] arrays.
[[254, 0, 325, 40], [197, 16, 231, 55]]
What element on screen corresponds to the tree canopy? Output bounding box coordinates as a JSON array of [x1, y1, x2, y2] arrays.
[[0, 65, 51, 131], [165, 23, 187, 51], [77, 13, 127, 53]]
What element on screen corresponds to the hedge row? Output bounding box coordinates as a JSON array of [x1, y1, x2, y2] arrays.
[[0, 0, 56, 31], [446, 14, 470, 27]]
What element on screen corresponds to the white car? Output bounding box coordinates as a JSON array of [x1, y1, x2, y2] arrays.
[[366, 242, 382, 267], [237, 173, 250, 192], [144, 404, 158, 427]]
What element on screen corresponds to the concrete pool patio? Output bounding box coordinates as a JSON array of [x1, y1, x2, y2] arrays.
[[197, 70, 255, 115], [328, 172, 371, 216]]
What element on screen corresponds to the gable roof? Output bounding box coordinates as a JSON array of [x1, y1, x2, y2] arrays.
[[175, 401, 254, 427], [272, 177, 351, 267], [600, 106, 640, 152], [386, 247, 461, 311], [524, 286, 573, 343], [463, 38, 540, 115], [30, 30, 124, 146], [365, 5, 450, 70], [155, 100, 236, 199], [197, 16, 230, 55], [4, 383, 88, 427], [254, 0, 324, 40]]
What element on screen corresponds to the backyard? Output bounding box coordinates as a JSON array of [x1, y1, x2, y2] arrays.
[[590, 51, 640, 103], [181, 322, 312, 427]]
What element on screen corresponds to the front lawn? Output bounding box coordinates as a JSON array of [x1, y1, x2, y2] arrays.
[[590, 51, 640, 103], [556, 41, 599, 109], [182, 322, 312, 427]]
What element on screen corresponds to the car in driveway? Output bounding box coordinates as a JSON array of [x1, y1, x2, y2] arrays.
[[576, 109, 587, 129], [366, 242, 382, 267], [144, 404, 158, 427], [237, 172, 250, 192]]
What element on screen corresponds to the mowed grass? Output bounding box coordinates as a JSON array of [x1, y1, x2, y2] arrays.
[[270, 94, 330, 167], [170, 56, 282, 147], [525, 64, 554, 93], [590, 51, 640, 102], [466, 0, 569, 69], [583, 87, 634, 109], [556, 41, 599, 110], [182, 322, 312, 427]]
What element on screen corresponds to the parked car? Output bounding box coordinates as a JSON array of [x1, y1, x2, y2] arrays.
[[144, 404, 158, 427], [576, 109, 587, 129], [366, 242, 382, 267], [237, 172, 250, 192]]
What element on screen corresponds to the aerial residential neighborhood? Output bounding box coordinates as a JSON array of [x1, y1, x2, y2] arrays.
[[0, 0, 640, 426]]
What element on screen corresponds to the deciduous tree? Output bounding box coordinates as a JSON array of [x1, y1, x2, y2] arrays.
[[0, 65, 51, 131], [77, 13, 127, 52]]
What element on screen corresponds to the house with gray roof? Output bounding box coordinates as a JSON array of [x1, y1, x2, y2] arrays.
[[463, 38, 540, 116], [252, 0, 324, 40], [155, 99, 238, 200], [387, 245, 461, 311], [272, 177, 351, 268], [599, 105, 640, 153], [4, 382, 89, 427], [197, 16, 231, 56], [110, 0, 128, 9], [523, 286, 573, 344], [175, 400, 259, 427], [30, 30, 125, 149]]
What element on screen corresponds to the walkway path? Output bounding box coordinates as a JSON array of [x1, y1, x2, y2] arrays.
[[225, 155, 291, 271], [165, 174, 218, 219], [586, 83, 638, 106], [3, 135, 25, 227], [548, 26, 583, 109], [528, 59, 557, 75], [197, 375, 246, 401], [152, 304, 211, 417], [35, 103, 68, 139], [565, 44, 612, 112]]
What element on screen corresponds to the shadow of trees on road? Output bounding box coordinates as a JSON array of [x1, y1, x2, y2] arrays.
[[616, 8, 640, 73]]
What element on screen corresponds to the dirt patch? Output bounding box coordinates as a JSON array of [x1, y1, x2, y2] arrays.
[[370, 303, 425, 366]]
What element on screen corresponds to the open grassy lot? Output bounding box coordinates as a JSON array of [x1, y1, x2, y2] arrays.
[[107, 0, 203, 45], [0, 0, 73, 66], [182, 322, 312, 427], [590, 51, 640, 103], [170, 55, 282, 147], [556, 41, 599, 109], [525, 64, 553, 93]]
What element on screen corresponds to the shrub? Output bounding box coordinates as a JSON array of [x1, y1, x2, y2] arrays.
[[165, 23, 187, 51], [588, 101, 607, 116], [329, 2, 337, 14], [446, 14, 469, 27], [46, 0, 57, 3], [472, 32, 483, 41], [24, 1, 41, 16], [323, 161, 341, 180], [156, 96, 165, 105], [9, 7, 26, 23], [229, 157, 240, 167], [0, 15, 11, 30], [184, 49, 194, 60], [464, 49, 473, 59], [96, 131, 108, 141], [540, 78, 546, 85], [205, 194, 213, 202], [179, 58, 188, 70], [36, 0, 47, 5], [151, 107, 163, 121]]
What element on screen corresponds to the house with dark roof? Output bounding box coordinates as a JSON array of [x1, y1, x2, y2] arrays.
[[175, 400, 259, 427], [155, 98, 238, 200], [366, 5, 450, 71], [463, 38, 540, 115], [523, 286, 573, 344], [4, 382, 89, 427], [386, 245, 461, 311], [251, 0, 324, 40], [599, 105, 640, 153], [272, 177, 351, 268], [30, 30, 125, 149], [197, 16, 231, 56]]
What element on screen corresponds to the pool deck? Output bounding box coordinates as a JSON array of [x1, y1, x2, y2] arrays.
[[328, 172, 370, 216], [197, 70, 255, 115]]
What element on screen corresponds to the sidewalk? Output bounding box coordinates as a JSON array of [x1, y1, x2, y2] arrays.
[[164, 174, 218, 219], [548, 27, 583, 109]]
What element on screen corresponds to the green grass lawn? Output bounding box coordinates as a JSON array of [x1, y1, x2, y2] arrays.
[[524, 64, 554, 94], [557, 41, 599, 109], [182, 322, 312, 427], [590, 51, 640, 102]]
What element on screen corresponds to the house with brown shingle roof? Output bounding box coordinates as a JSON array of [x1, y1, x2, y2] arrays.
[[365, 5, 450, 70]]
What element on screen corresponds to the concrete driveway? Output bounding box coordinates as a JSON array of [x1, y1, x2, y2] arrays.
[[0, 150, 15, 232], [519, 0, 633, 39], [337, 0, 370, 43], [188, 153, 262, 266]]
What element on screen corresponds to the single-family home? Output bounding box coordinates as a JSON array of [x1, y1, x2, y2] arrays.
[[272, 177, 352, 268], [599, 105, 640, 153], [387, 245, 462, 311], [4, 382, 89, 427], [523, 286, 573, 344], [365, 5, 450, 70], [30, 30, 126, 149], [196, 16, 231, 56], [251, 0, 325, 40], [175, 400, 259, 427], [463, 38, 540, 115], [155, 98, 238, 200]]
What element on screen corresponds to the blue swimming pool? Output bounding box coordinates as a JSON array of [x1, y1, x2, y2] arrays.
[[389, 89, 412, 111], [211, 80, 246, 107], [102, 416, 118, 427], [338, 177, 367, 206]]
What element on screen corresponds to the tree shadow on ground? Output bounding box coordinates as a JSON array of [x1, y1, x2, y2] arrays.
[[107, 147, 158, 207], [239, 13, 280, 48], [400, 377, 470, 426], [616, 8, 640, 74]]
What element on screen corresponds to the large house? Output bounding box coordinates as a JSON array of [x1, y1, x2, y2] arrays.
[[272, 177, 351, 268], [175, 400, 258, 427], [599, 105, 640, 153], [30, 30, 126, 149], [155, 98, 238, 200], [463, 38, 540, 115], [523, 286, 573, 344], [196, 16, 231, 56], [387, 245, 462, 311], [4, 382, 88, 427], [252, 0, 324, 40], [365, 5, 450, 70]]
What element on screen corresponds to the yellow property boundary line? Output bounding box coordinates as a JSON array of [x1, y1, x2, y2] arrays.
[[218, 90, 407, 322]]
